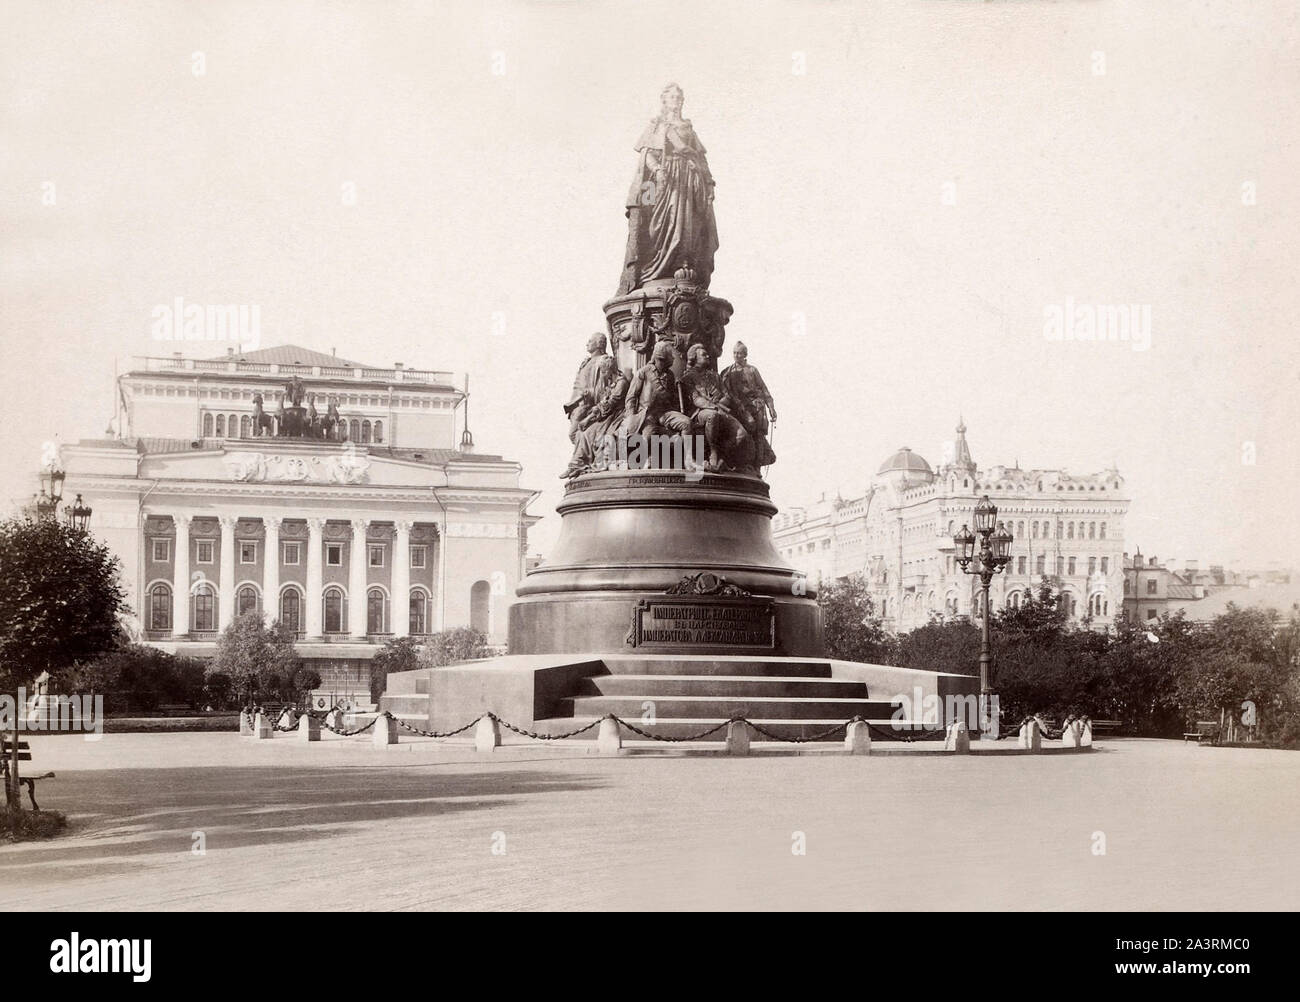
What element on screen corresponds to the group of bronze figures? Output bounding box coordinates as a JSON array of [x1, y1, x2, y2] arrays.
[[249, 377, 348, 441], [561, 333, 776, 479]]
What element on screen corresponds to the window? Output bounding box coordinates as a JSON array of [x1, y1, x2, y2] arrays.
[[240, 415, 251, 438], [1016, 521, 1024, 538], [324, 587, 345, 633], [1101, 557, 1109, 574], [152, 538, 170, 562], [282, 541, 301, 566], [228, 413, 238, 438], [1089, 522, 1096, 539], [409, 591, 428, 635], [1146, 579, 1157, 595], [470, 580, 491, 634], [1124, 579, 1131, 595], [367, 588, 385, 634], [280, 588, 301, 634], [410, 545, 426, 569], [326, 543, 343, 566], [368, 544, 385, 568], [196, 540, 214, 564], [1100, 523, 1107, 539], [1068, 557, 1076, 576], [1067, 522, 1074, 539], [350, 419, 361, 442], [1037, 555, 1045, 574], [1088, 557, 1096, 576], [193, 584, 215, 631], [1146, 609, 1158, 620], [240, 541, 257, 564], [149, 584, 171, 632], [215, 414, 225, 437], [1056, 556, 1065, 576], [362, 420, 372, 443], [203, 413, 214, 436], [1032, 521, 1039, 539], [374, 420, 383, 443], [1017, 556, 1026, 575], [237, 585, 258, 617]]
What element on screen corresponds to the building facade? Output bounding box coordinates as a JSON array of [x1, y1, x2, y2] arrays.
[[772, 420, 1130, 631], [47, 344, 538, 703]]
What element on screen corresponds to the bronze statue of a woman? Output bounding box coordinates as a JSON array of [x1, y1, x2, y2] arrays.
[[618, 83, 719, 295]]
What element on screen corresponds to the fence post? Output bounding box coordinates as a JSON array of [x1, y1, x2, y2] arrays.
[[253, 711, 273, 740], [844, 719, 871, 755], [944, 720, 970, 753], [725, 719, 750, 756], [596, 716, 623, 755], [1079, 717, 1093, 747], [373, 712, 399, 747], [239, 710, 253, 736], [1018, 718, 1042, 751], [475, 715, 501, 753], [298, 713, 320, 742]]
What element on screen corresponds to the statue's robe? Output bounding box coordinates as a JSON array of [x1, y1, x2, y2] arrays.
[[623, 363, 691, 440], [720, 361, 776, 466], [681, 367, 754, 473], [564, 351, 618, 442], [619, 116, 718, 293], [564, 372, 632, 476]]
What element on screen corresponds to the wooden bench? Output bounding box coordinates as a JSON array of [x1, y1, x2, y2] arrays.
[[1, 739, 56, 811], [1184, 720, 1220, 743], [1090, 719, 1121, 734]]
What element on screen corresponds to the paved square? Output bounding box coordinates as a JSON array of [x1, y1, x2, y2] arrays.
[[2, 733, 1296, 910]]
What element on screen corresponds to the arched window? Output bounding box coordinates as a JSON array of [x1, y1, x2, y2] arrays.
[[193, 583, 216, 632], [1099, 522, 1107, 539], [470, 580, 491, 634], [215, 414, 226, 437], [367, 588, 386, 634], [237, 585, 258, 618], [350, 419, 361, 442], [409, 589, 428, 635], [149, 583, 172, 632], [1089, 522, 1096, 539], [225, 414, 236, 438], [1067, 522, 1075, 539], [1031, 521, 1038, 539], [203, 413, 214, 437], [1016, 521, 1024, 538], [324, 587, 345, 634], [361, 420, 372, 444], [373, 420, 383, 443], [280, 588, 302, 635], [240, 415, 251, 438], [339, 420, 348, 441]]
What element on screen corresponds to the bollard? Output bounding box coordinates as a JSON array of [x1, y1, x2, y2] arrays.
[[278, 708, 296, 731], [298, 713, 321, 742], [239, 711, 253, 736], [325, 708, 342, 731], [844, 719, 871, 755], [1062, 717, 1083, 749], [596, 716, 623, 755], [1079, 717, 1093, 747], [725, 719, 750, 756], [1018, 718, 1042, 751], [253, 711, 273, 740], [373, 712, 399, 747], [475, 715, 501, 753], [944, 720, 970, 753]]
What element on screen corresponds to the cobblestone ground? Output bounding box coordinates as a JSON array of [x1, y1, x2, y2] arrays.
[[1, 733, 1295, 911]]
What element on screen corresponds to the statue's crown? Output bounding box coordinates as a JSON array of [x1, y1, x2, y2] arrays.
[[674, 262, 698, 286]]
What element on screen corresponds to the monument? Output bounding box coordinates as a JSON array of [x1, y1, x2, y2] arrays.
[[384, 86, 978, 739]]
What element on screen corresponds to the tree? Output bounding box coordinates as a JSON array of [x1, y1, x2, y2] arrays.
[[0, 514, 127, 809], [418, 627, 490, 668], [370, 636, 422, 701], [816, 574, 896, 663], [210, 612, 301, 705]]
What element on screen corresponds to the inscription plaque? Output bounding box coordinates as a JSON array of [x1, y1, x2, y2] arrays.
[[628, 596, 776, 651]]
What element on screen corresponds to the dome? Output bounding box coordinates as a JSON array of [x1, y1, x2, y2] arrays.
[[876, 447, 933, 476]]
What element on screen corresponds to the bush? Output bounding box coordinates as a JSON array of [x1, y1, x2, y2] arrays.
[[420, 628, 490, 668], [0, 806, 68, 840]]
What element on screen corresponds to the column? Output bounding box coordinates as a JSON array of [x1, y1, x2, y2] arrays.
[[393, 520, 412, 638], [171, 513, 190, 638], [349, 518, 369, 638], [305, 518, 324, 638], [263, 517, 280, 624], [218, 515, 237, 630], [434, 522, 447, 633]]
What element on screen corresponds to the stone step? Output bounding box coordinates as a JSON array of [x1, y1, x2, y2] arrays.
[[600, 657, 834, 678], [547, 716, 921, 742], [560, 694, 899, 721], [579, 674, 868, 699]]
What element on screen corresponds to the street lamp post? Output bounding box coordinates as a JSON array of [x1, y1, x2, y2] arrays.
[[954, 495, 1013, 736], [36, 467, 66, 521]]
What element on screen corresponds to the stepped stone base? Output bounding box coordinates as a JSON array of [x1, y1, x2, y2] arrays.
[[386, 653, 979, 742]]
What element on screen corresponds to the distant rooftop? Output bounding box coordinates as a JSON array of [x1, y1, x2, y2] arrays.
[[203, 344, 370, 368], [129, 343, 458, 388]]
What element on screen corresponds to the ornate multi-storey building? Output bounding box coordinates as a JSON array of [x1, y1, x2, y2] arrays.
[[46, 344, 538, 702], [772, 420, 1129, 631]]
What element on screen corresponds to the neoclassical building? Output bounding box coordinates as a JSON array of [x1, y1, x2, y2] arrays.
[[772, 420, 1129, 631], [49, 344, 538, 702]]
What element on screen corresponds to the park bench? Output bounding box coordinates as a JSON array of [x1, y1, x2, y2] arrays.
[[1, 739, 55, 811], [1090, 719, 1121, 735], [1183, 720, 1220, 743]]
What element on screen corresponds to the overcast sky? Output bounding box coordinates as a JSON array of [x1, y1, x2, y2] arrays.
[[4, 0, 1298, 570]]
